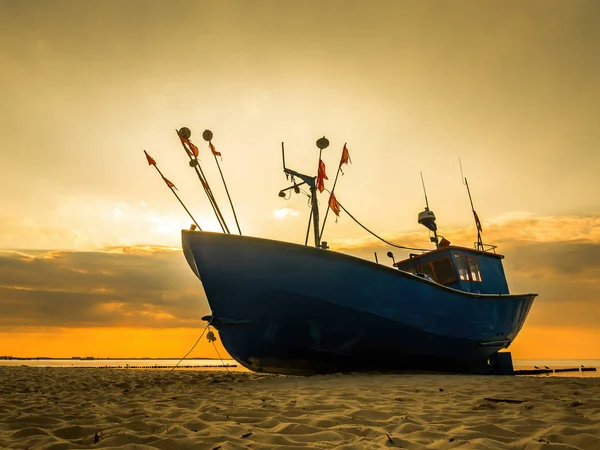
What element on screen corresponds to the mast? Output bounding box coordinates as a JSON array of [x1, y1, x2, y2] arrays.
[[280, 166, 320, 247], [310, 182, 320, 248]]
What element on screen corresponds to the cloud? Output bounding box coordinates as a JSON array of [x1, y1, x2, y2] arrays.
[[484, 213, 600, 245], [504, 242, 600, 278], [0, 247, 209, 329], [330, 212, 600, 256], [502, 241, 600, 328], [1, 212, 599, 336], [273, 208, 300, 220], [0, 196, 210, 252], [331, 212, 600, 251]]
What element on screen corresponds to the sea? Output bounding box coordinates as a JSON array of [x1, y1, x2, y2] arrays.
[[0, 358, 598, 376], [0, 358, 241, 370]]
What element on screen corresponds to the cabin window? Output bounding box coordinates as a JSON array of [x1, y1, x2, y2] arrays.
[[418, 263, 436, 281], [467, 257, 482, 282], [453, 255, 470, 281], [432, 258, 457, 285], [453, 254, 483, 282]]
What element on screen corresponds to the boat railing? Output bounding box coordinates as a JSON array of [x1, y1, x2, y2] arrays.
[[475, 243, 497, 254]]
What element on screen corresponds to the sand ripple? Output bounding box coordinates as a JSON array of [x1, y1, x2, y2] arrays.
[[0, 367, 599, 449]]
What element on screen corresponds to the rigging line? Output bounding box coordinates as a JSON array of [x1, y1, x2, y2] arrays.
[[336, 201, 431, 252], [166, 319, 211, 375]]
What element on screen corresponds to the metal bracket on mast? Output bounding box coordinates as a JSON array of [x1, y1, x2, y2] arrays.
[[280, 142, 321, 248]]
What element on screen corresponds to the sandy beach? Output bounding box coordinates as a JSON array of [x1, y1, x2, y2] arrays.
[[1, 367, 599, 449]]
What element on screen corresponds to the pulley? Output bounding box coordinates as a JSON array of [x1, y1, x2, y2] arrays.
[[202, 129, 214, 142], [178, 127, 191, 139], [316, 136, 329, 150]]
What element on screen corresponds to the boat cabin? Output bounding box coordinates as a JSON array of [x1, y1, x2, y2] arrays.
[[393, 246, 510, 294]]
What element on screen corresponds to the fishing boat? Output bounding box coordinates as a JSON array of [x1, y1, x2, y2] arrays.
[[147, 129, 537, 375]]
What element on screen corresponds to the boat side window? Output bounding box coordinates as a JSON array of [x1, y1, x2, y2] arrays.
[[453, 254, 470, 281], [418, 263, 436, 282], [432, 258, 457, 285], [467, 256, 482, 282]]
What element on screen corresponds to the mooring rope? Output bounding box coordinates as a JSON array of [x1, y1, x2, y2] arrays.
[[337, 202, 431, 252], [167, 320, 232, 375], [210, 327, 231, 373], [167, 319, 212, 375]]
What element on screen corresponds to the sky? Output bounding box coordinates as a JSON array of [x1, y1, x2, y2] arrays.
[[1, 0, 599, 360]]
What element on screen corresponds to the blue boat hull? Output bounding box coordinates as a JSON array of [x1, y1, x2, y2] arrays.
[[182, 231, 536, 375]]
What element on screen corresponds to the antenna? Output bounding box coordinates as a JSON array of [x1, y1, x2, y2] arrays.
[[417, 172, 439, 248], [420, 172, 430, 210], [459, 159, 484, 251]]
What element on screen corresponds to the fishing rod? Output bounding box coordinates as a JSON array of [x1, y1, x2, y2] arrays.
[[176, 128, 230, 234], [202, 129, 242, 236], [143, 151, 202, 231]]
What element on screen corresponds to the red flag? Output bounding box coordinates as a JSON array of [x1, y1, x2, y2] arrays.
[[179, 136, 199, 157], [144, 151, 156, 166], [339, 144, 351, 167], [317, 159, 328, 193], [328, 192, 341, 216], [162, 176, 176, 190], [188, 141, 199, 158], [209, 142, 221, 157]]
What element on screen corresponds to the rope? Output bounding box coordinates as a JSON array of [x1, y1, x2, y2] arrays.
[[210, 325, 231, 373], [337, 202, 431, 252], [167, 319, 211, 375]]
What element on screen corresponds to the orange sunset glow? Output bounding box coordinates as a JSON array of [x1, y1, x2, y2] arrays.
[[1, 1, 599, 361]]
